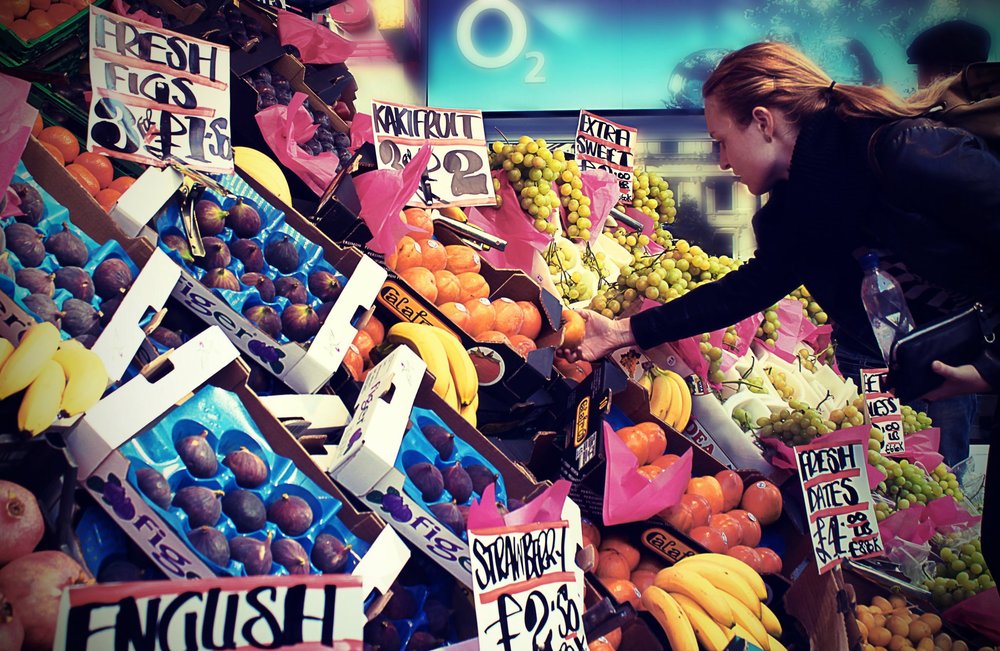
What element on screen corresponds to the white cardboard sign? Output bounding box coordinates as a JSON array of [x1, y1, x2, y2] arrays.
[[371, 99, 496, 209], [861, 368, 905, 455], [87, 6, 233, 173], [574, 110, 637, 204]]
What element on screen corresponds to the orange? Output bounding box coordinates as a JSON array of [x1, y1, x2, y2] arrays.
[[637, 464, 663, 481], [10, 18, 41, 41], [652, 453, 682, 471], [475, 330, 510, 345], [31, 113, 42, 136], [39, 125, 79, 163], [689, 525, 729, 553], [9, 0, 29, 17], [74, 152, 114, 189], [492, 297, 524, 337], [399, 266, 437, 303], [94, 188, 122, 211], [660, 502, 694, 534], [0, 9, 13, 25], [553, 356, 592, 382], [352, 329, 375, 364], [30, 0, 50, 9], [342, 344, 363, 381], [517, 300, 543, 339], [740, 480, 783, 525], [680, 493, 712, 527], [463, 297, 495, 336], [445, 244, 480, 274], [630, 569, 656, 594], [715, 469, 744, 512], [401, 207, 434, 240], [438, 301, 471, 331], [687, 476, 725, 514], [595, 550, 631, 580], [581, 519, 601, 549], [39, 141, 64, 165], [108, 176, 136, 193], [601, 578, 640, 610], [361, 314, 384, 346], [729, 509, 762, 547], [26, 7, 51, 30], [66, 163, 99, 196], [560, 309, 585, 348], [601, 628, 622, 650], [600, 536, 640, 571], [616, 426, 649, 465], [420, 238, 447, 271], [508, 334, 536, 357], [636, 422, 667, 462], [636, 556, 664, 573], [386, 235, 422, 272], [432, 269, 461, 304], [709, 512, 743, 546], [727, 546, 763, 573], [456, 272, 489, 302], [756, 547, 782, 574], [45, 2, 76, 24]]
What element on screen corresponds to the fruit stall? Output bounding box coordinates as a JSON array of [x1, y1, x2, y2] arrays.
[[0, 1, 996, 650]]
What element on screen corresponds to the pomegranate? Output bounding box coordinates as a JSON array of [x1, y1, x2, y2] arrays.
[[0, 480, 44, 565], [0, 593, 24, 651], [0, 551, 91, 651]]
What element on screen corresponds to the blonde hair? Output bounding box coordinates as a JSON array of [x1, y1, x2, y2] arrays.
[[702, 41, 952, 127]]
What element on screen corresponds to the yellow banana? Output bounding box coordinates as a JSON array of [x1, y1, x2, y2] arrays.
[[18, 360, 65, 436], [0, 339, 14, 368], [660, 369, 683, 429], [666, 370, 693, 430], [53, 346, 109, 416], [427, 327, 478, 408], [729, 622, 768, 650], [460, 394, 479, 428], [387, 323, 457, 408], [768, 635, 788, 651], [649, 371, 673, 423], [0, 322, 62, 399], [234, 146, 292, 206], [685, 561, 761, 617], [654, 566, 734, 628], [641, 587, 698, 651], [638, 371, 653, 393], [670, 592, 731, 651], [760, 603, 782, 637], [676, 553, 768, 600], [720, 592, 770, 650]]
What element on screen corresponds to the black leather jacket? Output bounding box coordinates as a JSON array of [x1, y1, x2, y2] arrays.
[[630, 108, 1000, 390]]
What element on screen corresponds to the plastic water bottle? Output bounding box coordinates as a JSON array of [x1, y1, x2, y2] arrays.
[[859, 252, 915, 363]]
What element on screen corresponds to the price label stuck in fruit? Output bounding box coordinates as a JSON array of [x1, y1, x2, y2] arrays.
[[469, 520, 588, 651], [861, 368, 905, 455], [574, 110, 637, 204], [371, 99, 496, 209], [794, 430, 885, 574], [87, 6, 233, 173]]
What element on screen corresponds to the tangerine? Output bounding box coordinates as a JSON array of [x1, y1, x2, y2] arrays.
[[9, 0, 29, 17], [432, 269, 462, 304], [652, 453, 682, 471], [660, 502, 694, 534], [517, 300, 543, 338], [74, 151, 114, 189], [727, 546, 763, 573], [342, 344, 363, 381], [475, 330, 510, 345], [361, 314, 384, 346], [508, 334, 536, 357], [687, 476, 725, 514], [401, 207, 433, 240], [420, 238, 447, 271], [108, 176, 136, 193], [399, 266, 437, 303], [463, 298, 495, 335], [602, 628, 622, 650], [39, 141, 64, 165], [31, 113, 42, 136], [715, 469, 744, 511], [616, 426, 649, 465], [94, 188, 122, 211], [740, 480, 783, 525], [65, 163, 99, 196], [438, 301, 471, 331], [492, 297, 524, 337], [10, 18, 41, 41], [30, 0, 50, 9], [595, 550, 631, 580], [581, 519, 601, 549], [689, 525, 730, 553], [26, 7, 51, 30], [39, 125, 79, 163], [456, 272, 489, 302], [630, 569, 656, 593], [388, 235, 422, 272], [561, 309, 586, 348], [680, 493, 712, 527], [756, 547, 783, 574], [444, 244, 480, 274], [709, 512, 743, 546], [352, 329, 375, 364], [45, 2, 75, 23], [728, 509, 762, 547], [601, 578, 641, 610], [600, 537, 640, 571], [637, 464, 663, 481], [553, 356, 592, 382], [636, 422, 667, 462], [588, 640, 614, 651]]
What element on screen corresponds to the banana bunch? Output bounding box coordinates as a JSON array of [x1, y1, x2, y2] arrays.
[[640, 367, 692, 431], [642, 553, 784, 651], [386, 322, 479, 426], [0, 323, 110, 435]]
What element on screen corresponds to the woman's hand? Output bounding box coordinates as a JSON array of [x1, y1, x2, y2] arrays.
[[921, 361, 992, 401], [558, 311, 636, 362]]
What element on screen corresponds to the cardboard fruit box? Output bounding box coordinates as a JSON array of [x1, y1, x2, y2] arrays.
[[63, 326, 409, 600]]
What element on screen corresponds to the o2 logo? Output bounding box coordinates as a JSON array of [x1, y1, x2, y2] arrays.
[[456, 0, 546, 83]]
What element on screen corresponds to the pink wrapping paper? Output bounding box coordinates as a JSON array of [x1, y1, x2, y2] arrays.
[[353, 144, 433, 255], [802, 323, 840, 376], [579, 169, 619, 246], [624, 207, 664, 254], [466, 172, 554, 276], [719, 314, 764, 373], [349, 112, 373, 152], [878, 504, 935, 548], [769, 298, 811, 362], [467, 480, 573, 530], [2, 186, 22, 219], [898, 428, 944, 472], [671, 329, 727, 388], [944, 588, 1000, 643], [278, 10, 357, 64], [255, 92, 341, 197], [602, 422, 693, 525], [0, 74, 35, 193], [111, 0, 162, 26], [923, 495, 981, 532]]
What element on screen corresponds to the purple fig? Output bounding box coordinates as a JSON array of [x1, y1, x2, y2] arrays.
[[243, 304, 282, 339], [99, 296, 122, 326], [308, 270, 342, 302], [172, 486, 223, 527], [161, 233, 195, 263], [316, 301, 334, 325], [222, 489, 266, 532], [62, 298, 101, 336], [311, 533, 351, 573], [150, 327, 183, 349], [54, 266, 95, 301], [267, 493, 313, 536], [424, 598, 452, 636], [196, 237, 232, 270], [74, 333, 98, 349], [223, 448, 268, 488], [195, 199, 228, 236], [176, 431, 218, 478], [422, 424, 454, 460], [231, 238, 264, 273], [202, 267, 240, 291], [97, 558, 144, 583], [281, 304, 319, 342], [93, 258, 133, 299], [466, 464, 499, 496], [188, 526, 230, 567], [382, 586, 417, 619], [364, 619, 400, 651], [16, 268, 55, 296], [406, 462, 444, 502], [443, 463, 473, 504], [264, 236, 299, 274], [225, 200, 262, 238], [230, 533, 273, 575], [274, 276, 308, 304], [135, 467, 172, 509], [406, 631, 441, 651], [23, 294, 62, 327], [429, 501, 464, 536], [11, 183, 45, 225], [241, 272, 275, 301], [6, 223, 46, 267], [45, 223, 89, 267], [272, 538, 310, 574]]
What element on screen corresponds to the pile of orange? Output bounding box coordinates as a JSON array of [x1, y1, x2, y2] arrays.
[[34, 121, 136, 211], [1, 0, 91, 43]]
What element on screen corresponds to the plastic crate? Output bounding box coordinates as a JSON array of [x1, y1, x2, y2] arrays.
[[0, 0, 108, 68]]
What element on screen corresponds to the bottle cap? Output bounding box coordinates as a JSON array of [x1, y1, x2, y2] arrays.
[[860, 251, 879, 272]]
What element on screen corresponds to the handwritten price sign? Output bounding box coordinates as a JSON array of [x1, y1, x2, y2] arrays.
[[575, 110, 637, 204], [795, 433, 884, 574], [372, 100, 496, 209], [470, 521, 587, 651], [87, 6, 232, 172], [861, 368, 905, 455]]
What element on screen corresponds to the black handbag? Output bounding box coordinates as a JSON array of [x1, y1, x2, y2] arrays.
[[887, 303, 995, 402]]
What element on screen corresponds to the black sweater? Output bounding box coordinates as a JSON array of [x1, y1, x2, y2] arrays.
[[630, 108, 1000, 388]]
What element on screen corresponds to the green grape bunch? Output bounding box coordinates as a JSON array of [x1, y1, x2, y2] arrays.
[[490, 136, 579, 236], [756, 305, 781, 348], [755, 400, 838, 447], [788, 285, 829, 326], [922, 534, 994, 609]]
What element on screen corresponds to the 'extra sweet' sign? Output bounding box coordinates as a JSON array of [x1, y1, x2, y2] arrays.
[[575, 110, 637, 204], [470, 520, 587, 651], [54, 574, 364, 651], [861, 368, 905, 455], [372, 100, 496, 209], [794, 432, 884, 574], [87, 6, 232, 172]]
